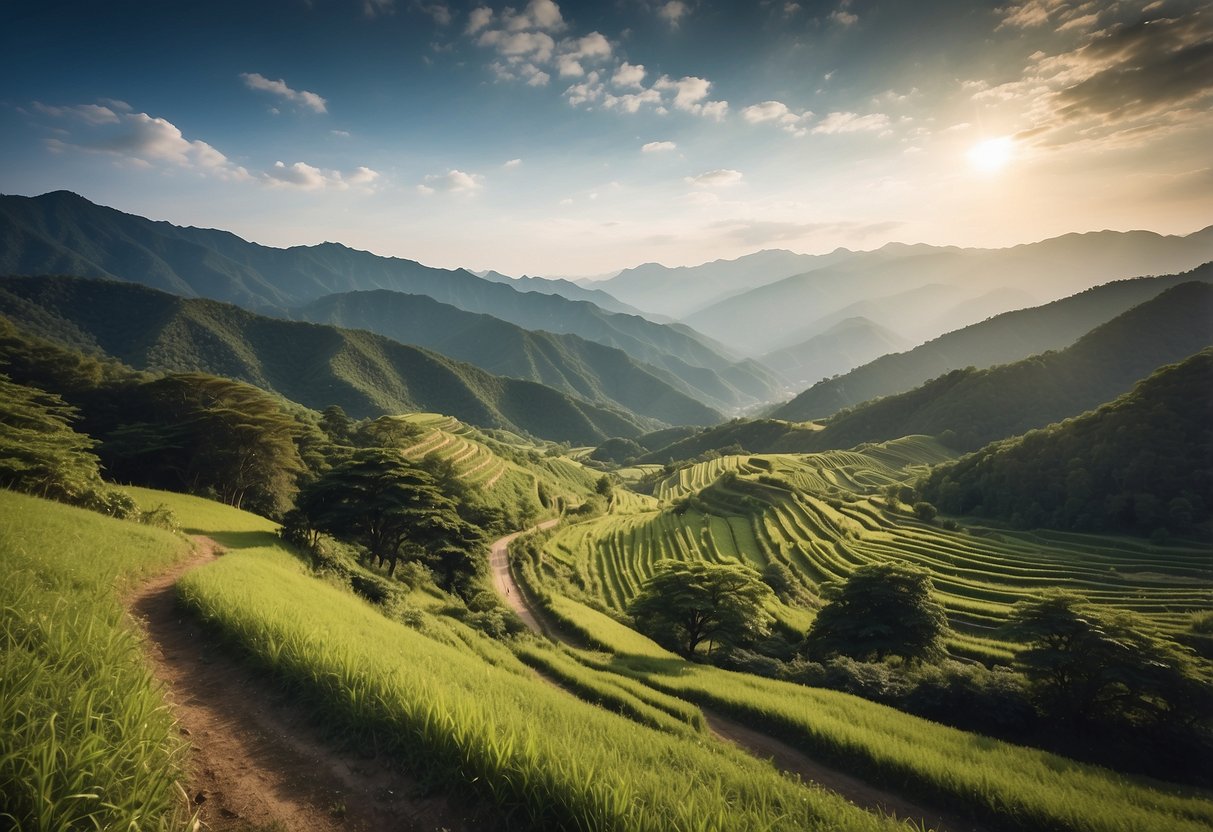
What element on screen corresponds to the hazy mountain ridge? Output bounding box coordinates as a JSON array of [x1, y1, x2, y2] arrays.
[[0, 191, 784, 410], [760, 317, 912, 387], [680, 228, 1213, 356], [807, 281, 1213, 452], [634, 281, 1213, 462], [0, 275, 663, 444], [475, 269, 648, 317], [774, 264, 1213, 421], [297, 290, 723, 426]]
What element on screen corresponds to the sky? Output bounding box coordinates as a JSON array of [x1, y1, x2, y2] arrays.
[[1, 0, 1210, 276]]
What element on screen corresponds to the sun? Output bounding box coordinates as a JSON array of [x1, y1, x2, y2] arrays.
[[967, 137, 1014, 173]]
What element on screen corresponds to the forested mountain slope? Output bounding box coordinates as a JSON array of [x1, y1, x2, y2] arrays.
[[0, 275, 659, 444], [0, 191, 783, 409], [298, 290, 723, 424], [807, 281, 1213, 452], [920, 350, 1213, 537], [774, 264, 1213, 421]]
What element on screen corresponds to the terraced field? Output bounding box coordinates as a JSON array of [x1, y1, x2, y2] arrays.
[[397, 413, 599, 514], [534, 437, 1212, 660]]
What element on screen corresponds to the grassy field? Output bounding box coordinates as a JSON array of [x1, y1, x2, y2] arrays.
[[161, 487, 916, 832], [533, 438, 1212, 661], [602, 653, 1213, 832], [0, 489, 192, 831]]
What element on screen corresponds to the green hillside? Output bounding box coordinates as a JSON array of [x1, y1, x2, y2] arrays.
[[776, 264, 1213, 421], [921, 350, 1213, 537], [0, 191, 784, 410], [807, 281, 1213, 452], [0, 275, 662, 444], [299, 290, 723, 424]]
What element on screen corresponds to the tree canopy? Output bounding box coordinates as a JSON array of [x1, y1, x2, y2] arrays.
[[628, 559, 775, 658], [805, 562, 948, 662], [296, 449, 483, 592], [1009, 591, 1212, 729]]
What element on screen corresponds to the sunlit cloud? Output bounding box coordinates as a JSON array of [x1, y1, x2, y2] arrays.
[[686, 169, 743, 187], [240, 72, 328, 113], [642, 140, 676, 153]]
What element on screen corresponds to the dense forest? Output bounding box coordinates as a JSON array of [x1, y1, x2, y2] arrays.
[[921, 350, 1213, 538]]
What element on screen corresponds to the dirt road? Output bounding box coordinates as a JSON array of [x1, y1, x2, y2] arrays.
[[129, 536, 479, 832]]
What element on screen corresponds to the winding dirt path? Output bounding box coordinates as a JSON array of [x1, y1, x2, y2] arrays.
[[128, 536, 481, 832], [488, 525, 983, 832]]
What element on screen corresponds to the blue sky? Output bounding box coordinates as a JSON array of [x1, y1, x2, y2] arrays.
[[2, 0, 1209, 275]]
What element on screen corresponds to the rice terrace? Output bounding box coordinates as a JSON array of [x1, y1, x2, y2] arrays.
[[2, 0, 1213, 830]]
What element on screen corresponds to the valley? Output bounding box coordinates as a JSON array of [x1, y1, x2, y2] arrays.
[[2, 194, 1211, 832]]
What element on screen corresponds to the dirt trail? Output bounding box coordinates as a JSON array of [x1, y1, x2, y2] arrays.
[[128, 536, 479, 832], [488, 525, 983, 832]]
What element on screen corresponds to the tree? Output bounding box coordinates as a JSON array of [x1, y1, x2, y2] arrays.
[[296, 449, 483, 589], [0, 373, 132, 515], [913, 501, 938, 523], [1009, 591, 1212, 728], [805, 562, 948, 662], [102, 374, 305, 516], [628, 559, 775, 658]]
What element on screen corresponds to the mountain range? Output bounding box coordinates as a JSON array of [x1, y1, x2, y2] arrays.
[[0, 275, 661, 444], [681, 229, 1213, 360], [774, 264, 1213, 421], [0, 191, 782, 411]]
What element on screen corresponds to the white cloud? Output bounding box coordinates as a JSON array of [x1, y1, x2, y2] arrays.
[[330, 129, 352, 138], [490, 60, 550, 85], [659, 1, 688, 26], [240, 72, 327, 113], [421, 169, 484, 193], [32, 102, 119, 125], [830, 9, 858, 25], [479, 29, 557, 61], [35, 100, 387, 192], [264, 161, 380, 190], [498, 0, 564, 32], [555, 31, 611, 77], [613, 62, 646, 88], [604, 87, 663, 113], [742, 100, 812, 135], [503, 158, 522, 168], [466, 5, 493, 33], [655, 75, 728, 119], [686, 168, 743, 187], [38, 105, 250, 180], [811, 111, 890, 134], [641, 140, 676, 153], [564, 71, 604, 106]]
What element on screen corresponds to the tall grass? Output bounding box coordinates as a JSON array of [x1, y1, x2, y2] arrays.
[[606, 653, 1213, 832], [0, 489, 191, 831], [171, 502, 911, 832]]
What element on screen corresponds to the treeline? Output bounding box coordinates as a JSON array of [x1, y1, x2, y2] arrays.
[[920, 350, 1213, 538]]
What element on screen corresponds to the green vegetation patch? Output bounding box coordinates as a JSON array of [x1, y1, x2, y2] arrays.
[[0, 490, 191, 831]]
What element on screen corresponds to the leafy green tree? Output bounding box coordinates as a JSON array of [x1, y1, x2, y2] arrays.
[[913, 501, 938, 522], [0, 374, 130, 515], [628, 559, 775, 658], [805, 562, 948, 662], [296, 449, 483, 589], [1009, 591, 1213, 728], [101, 374, 306, 516]]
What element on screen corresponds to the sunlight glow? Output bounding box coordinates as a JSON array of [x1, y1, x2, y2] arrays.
[[967, 137, 1014, 173]]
